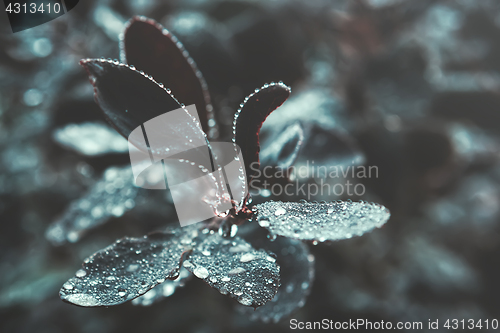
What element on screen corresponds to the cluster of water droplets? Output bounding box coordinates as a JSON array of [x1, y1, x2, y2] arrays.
[[182, 233, 280, 307], [131, 266, 191, 306], [46, 167, 138, 245], [60, 226, 199, 307], [254, 200, 390, 242]]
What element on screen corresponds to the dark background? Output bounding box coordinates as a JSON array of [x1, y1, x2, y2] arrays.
[[1, 0, 500, 332]]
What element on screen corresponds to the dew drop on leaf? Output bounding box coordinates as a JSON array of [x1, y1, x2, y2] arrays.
[[183, 233, 280, 308], [60, 226, 200, 307], [193, 266, 209, 279], [254, 200, 390, 242]]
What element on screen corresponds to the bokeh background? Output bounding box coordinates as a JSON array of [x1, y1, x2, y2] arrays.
[[2, 0, 500, 332]]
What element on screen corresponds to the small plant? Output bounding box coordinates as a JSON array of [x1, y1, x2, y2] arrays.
[[58, 16, 390, 321]]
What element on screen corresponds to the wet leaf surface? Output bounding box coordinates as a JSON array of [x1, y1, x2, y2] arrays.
[[183, 233, 280, 308], [260, 122, 304, 169], [60, 226, 200, 307], [238, 225, 315, 323], [131, 267, 191, 306], [254, 200, 390, 242], [45, 167, 139, 245], [121, 17, 214, 136], [52, 122, 129, 156], [234, 82, 291, 181]]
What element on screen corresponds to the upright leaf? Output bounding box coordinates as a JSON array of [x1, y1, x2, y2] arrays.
[[121, 16, 215, 136], [80, 59, 207, 159], [234, 82, 291, 181]]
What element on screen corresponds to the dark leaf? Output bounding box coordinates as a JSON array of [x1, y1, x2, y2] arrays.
[[45, 167, 139, 245], [183, 233, 280, 308], [234, 82, 291, 182], [238, 224, 315, 323], [131, 267, 192, 306], [260, 122, 304, 169], [121, 16, 215, 136], [80, 59, 208, 160], [255, 200, 390, 242], [59, 226, 200, 307]]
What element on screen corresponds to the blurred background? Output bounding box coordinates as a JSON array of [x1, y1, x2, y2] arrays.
[[2, 0, 500, 332]]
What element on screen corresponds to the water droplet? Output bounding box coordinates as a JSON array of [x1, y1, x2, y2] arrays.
[[63, 293, 99, 307], [23, 89, 43, 107], [75, 269, 87, 278], [275, 208, 286, 216], [238, 295, 253, 306], [193, 266, 209, 279], [267, 233, 277, 242], [240, 253, 256, 263], [230, 224, 238, 237], [228, 267, 246, 275], [258, 218, 270, 227], [126, 264, 139, 272], [63, 282, 73, 290]]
